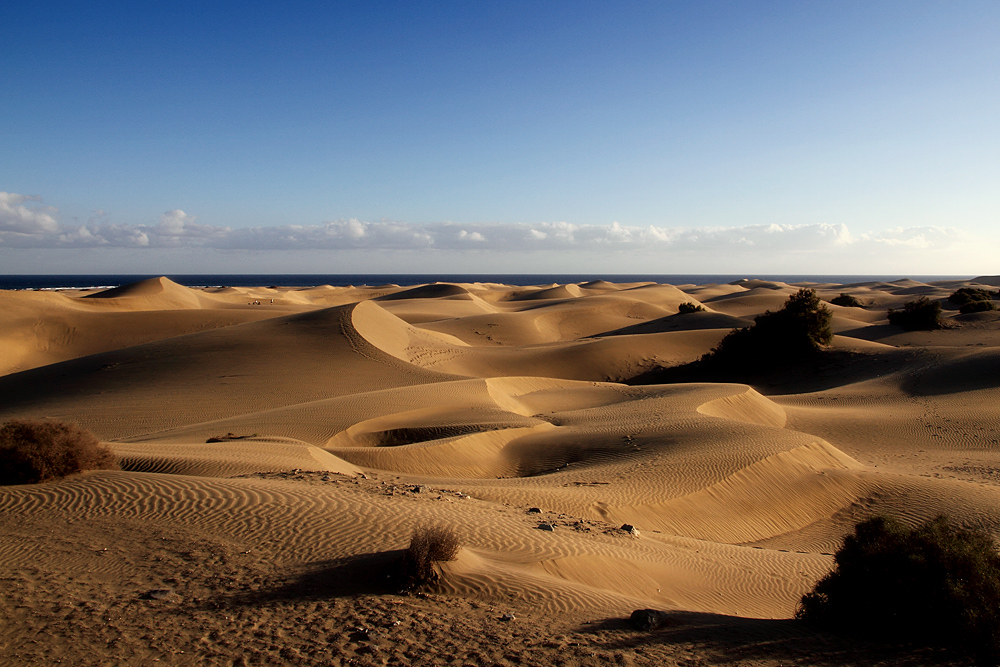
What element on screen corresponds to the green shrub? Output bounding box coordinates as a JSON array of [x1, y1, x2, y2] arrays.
[[887, 296, 943, 330], [401, 525, 460, 588], [830, 293, 863, 308], [797, 515, 1000, 664], [677, 302, 705, 314], [0, 419, 116, 484], [949, 287, 995, 308], [700, 288, 833, 371], [961, 300, 998, 314]]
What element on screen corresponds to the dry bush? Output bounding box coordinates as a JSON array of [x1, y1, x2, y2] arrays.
[[798, 515, 1000, 665], [949, 287, 995, 308], [0, 419, 116, 484], [677, 302, 705, 314], [700, 288, 833, 374], [887, 296, 943, 330], [402, 525, 460, 588], [830, 293, 864, 308], [961, 300, 998, 314]]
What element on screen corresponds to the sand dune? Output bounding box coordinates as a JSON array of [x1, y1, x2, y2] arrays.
[[2, 276, 999, 665], [83, 276, 212, 308]]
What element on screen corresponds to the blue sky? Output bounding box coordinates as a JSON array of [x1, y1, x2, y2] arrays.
[[2, 1, 998, 274]]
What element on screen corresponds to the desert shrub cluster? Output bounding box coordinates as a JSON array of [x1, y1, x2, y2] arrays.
[[949, 287, 996, 307], [700, 288, 832, 372], [950, 288, 998, 314], [887, 296, 943, 330], [0, 419, 116, 485], [401, 525, 460, 588], [830, 293, 864, 308], [798, 515, 1000, 664], [961, 300, 999, 314], [677, 302, 705, 314]]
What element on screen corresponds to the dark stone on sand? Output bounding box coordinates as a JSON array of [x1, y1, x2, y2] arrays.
[[537, 523, 554, 531], [629, 608, 672, 631], [527, 507, 541, 513], [139, 589, 175, 600], [350, 629, 371, 641]]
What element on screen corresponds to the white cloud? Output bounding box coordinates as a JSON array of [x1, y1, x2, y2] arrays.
[[458, 230, 486, 242], [0, 192, 59, 234], [345, 218, 366, 239], [861, 226, 952, 249]]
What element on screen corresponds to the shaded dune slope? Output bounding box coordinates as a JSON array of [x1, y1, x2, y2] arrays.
[[0, 302, 460, 439]]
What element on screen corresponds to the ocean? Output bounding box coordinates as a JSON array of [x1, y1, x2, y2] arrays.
[[0, 273, 973, 291]]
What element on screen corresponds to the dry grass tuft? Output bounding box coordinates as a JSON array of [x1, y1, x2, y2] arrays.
[[0, 419, 117, 485], [402, 525, 460, 588]]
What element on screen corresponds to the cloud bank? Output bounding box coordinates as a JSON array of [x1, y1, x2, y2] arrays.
[[2, 191, 986, 275], [0, 192, 965, 258]]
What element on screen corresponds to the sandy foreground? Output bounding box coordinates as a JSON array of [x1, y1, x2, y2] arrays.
[[2, 275, 1000, 666]]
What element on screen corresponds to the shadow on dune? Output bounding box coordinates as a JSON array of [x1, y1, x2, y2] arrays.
[[219, 550, 407, 607], [373, 283, 470, 301], [900, 349, 1000, 396], [580, 611, 971, 666], [627, 348, 928, 395], [595, 311, 752, 337]]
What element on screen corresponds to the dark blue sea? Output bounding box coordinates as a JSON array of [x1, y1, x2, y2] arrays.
[[0, 274, 973, 290]]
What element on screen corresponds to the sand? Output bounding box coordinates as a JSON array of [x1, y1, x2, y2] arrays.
[[2, 275, 999, 666]]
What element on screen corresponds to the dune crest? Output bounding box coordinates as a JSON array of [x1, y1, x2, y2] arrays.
[[84, 276, 214, 310], [697, 387, 787, 428]]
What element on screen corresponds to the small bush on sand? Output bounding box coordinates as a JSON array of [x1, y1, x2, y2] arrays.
[[961, 300, 998, 314], [797, 515, 1000, 664], [949, 287, 995, 308], [830, 293, 864, 308], [401, 525, 460, 588], [700, 288, 833, 373], [677, 302, 705, 314], [887, 296, 943, 330], [0, 419, 116, 484]]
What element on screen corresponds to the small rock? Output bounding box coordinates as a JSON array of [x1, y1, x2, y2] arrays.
[[629, 608, 672, 631], [139, 589, 175, 601], [350, 627, 381, 641], [537, 523, 555, 531], [500, 612, 516, 621], [411, 485, 424, 493], [527, 507, 541, 514], [621, 524, 639, 536]]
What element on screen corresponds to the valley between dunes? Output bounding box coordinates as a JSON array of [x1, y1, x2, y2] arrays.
[[3, 275, 1000, 666]]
